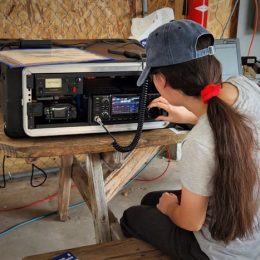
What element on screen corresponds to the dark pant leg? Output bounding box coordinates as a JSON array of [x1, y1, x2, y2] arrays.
[[120, 191, 209, 260]]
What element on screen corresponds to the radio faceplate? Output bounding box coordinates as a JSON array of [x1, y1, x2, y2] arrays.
[[92, 93, 162, 123], [22, 63, 169, 137]]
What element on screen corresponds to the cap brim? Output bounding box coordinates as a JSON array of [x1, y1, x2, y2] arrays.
[[137, 66, 150, 86]]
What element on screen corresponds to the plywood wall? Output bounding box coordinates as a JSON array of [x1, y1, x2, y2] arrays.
[[0, 0, 237, 40], [148, 0, 238, 38], [0, 0, 135, 39], [207, 0, 238, 38]]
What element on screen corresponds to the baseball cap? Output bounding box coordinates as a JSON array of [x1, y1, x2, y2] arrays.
[[137, 19, 215, 86]]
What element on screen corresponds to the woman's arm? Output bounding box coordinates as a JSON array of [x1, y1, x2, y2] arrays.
[[148, 97, 198, 124], [157, 187, 208, 231]]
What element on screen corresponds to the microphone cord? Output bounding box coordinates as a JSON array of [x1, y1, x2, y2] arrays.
[[95, 79, 148, 153]]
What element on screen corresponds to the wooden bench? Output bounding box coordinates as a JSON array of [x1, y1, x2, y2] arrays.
[[23, 238, 170, 259]]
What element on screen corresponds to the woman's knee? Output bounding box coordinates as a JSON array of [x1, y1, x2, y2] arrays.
[[120, 206, 145, 238]]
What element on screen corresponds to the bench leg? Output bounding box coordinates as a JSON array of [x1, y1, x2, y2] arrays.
[[58, 155, 73, 221], [86, 153, 111, 243]]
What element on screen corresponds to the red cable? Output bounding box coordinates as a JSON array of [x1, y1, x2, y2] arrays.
[[0, 191, 58, 212], [0, 185, 76, 212], [136, 145, 171, 182], [247, 0, 259, 56]]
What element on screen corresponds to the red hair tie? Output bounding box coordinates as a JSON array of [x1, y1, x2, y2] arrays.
[[201, 83, 221, 103]]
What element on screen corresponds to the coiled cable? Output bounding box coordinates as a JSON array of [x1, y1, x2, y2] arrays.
[[112, 79, 148, 152], [95, 79, 149, 153]]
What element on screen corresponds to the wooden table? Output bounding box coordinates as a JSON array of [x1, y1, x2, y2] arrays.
[[23, 238, 170, 259], [0, 121, 185, 243]]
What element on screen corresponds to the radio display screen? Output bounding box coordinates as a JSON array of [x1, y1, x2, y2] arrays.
[[111, 96, 140, 115]]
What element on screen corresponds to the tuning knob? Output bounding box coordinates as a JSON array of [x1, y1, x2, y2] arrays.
[[102, 98, 109, 106], [101, 111, 110, 120], [147, 107, 163, 119]]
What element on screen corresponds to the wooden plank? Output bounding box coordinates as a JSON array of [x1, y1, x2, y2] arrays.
[[71, 157, 91, 207], [71, 157, 119, 219], [0, 143, 21, 157], [86, 153, 111, 243], [23, 238, 170, 260], [110, 222, 126, 241], [58, 155, 73, 221], [71, 152, 141, 240], [0, 128, 185, 157], [133, 0, 142, 17], [101, 151, 127, 179], [72, 156, 125, 241], [174, 0, 185, 20], [101, 151, 126, 170], [105, 146, 160, 202]]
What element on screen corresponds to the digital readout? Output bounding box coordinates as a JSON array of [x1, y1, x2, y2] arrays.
[[112, 96, 139, 115]]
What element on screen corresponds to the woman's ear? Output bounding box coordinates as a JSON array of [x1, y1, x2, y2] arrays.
[[153, 73, 167, 88]]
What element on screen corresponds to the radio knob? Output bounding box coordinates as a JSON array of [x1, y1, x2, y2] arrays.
[[101, 111, 110, 120], [102, 99, 109, 106], [147, 107, 164, 119]]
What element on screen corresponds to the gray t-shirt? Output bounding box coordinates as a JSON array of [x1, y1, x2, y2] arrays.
[[176, 76, 260, 259]]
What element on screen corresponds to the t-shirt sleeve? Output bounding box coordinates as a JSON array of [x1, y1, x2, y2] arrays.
[[177, 138, 215, 196]]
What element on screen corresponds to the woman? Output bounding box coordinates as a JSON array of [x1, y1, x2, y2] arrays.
[[120, 19, 260, 259]]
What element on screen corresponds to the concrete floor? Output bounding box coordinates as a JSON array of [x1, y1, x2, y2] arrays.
[[0, 155, 181, 260]]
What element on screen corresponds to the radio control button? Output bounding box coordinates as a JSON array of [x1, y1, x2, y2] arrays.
[[101, 111, 110, 120], [72, 86, 77, 93], [102, 99, 109, 106]]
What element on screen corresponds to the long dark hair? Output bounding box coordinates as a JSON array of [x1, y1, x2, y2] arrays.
[[152, 36, 259, 243]]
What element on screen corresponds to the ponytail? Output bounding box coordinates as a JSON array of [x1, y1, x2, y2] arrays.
[[207, 97, 258, 243]]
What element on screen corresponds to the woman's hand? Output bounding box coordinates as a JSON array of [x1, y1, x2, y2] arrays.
[[148, 96, 198, 124], [156, 192, 179, 217]]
